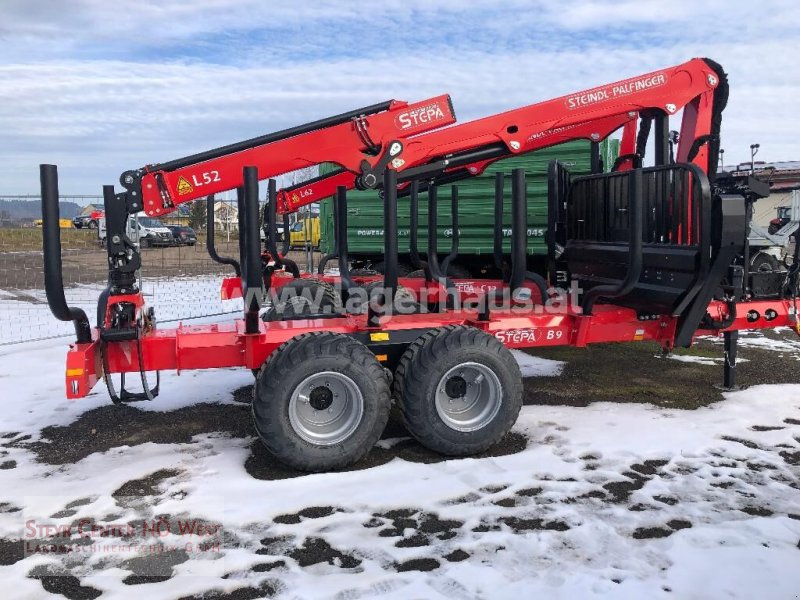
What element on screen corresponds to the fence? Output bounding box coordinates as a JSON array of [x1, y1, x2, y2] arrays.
[[0, 209, 322, 346]]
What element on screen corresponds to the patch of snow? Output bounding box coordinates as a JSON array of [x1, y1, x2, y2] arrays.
[[664, 354, 749, 366], [0, 333, 799, 599], [510, 349, 564, 377]]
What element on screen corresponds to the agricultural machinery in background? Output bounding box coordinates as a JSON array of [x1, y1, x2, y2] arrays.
[[40, 57, 800, 472]]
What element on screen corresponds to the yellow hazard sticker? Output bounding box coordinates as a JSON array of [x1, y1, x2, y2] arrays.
[[370, 332, 390, 342], [177, 176, 194, 195]]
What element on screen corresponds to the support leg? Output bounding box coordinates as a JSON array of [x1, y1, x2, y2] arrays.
[[721, 330, 739, 391]]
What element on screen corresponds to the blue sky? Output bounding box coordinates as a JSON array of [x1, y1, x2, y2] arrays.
[[1, 0, 798, 193]]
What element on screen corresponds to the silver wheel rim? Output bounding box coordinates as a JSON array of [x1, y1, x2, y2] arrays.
[[434, 362, 502, 432], [289, 372, 365, 445]]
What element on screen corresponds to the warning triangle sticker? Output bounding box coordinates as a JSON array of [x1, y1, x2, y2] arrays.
[[177, 176, 193, 195]]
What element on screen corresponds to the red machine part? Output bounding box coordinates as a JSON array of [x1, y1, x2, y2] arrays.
[[139, 96, 456, 215], [277, 113, 637, 210], [63, 293, 798, 400], [136, 58, 717, 218], [277, 58, 718, 211]]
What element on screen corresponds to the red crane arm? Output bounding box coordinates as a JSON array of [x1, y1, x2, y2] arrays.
[[277, 112, 637, 209], [276, 57, 721, 212], [136, 95, 456, 216]]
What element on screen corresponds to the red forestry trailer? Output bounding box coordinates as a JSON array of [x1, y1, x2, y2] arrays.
[[40, 58, 800, 471]]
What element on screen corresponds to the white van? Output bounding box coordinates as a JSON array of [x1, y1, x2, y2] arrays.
[[98, 214, 175, 248]]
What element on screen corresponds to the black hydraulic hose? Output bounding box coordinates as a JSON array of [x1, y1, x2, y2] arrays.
[[509, 169, 527, 292], [525, 270, 550, 304], [281, 213, 291, 257], [235, 187, 247, 281], [153, 100, 394, 172], [441, 186, 460, 275], [40, 164, 92, 343], [426, 186, 444, 280], [397, 143, 508, 184], [507, 169, 549, 303], [582, 169, 644, 315], [205, 194, 240, 276], [368, 170, 399, 327], [426, 185, 457, 309], [266, 179, 300, 277], [590, 141, 601, 174], [382, 169, 399, 302], [335, 186, 355, 295], [636, 116, 652, 158]]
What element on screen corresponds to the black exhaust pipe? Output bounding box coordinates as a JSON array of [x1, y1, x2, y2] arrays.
[[40, 164, 92, 343]]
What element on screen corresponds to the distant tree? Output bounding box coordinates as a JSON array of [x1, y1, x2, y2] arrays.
[[188, 200, 207, 230]]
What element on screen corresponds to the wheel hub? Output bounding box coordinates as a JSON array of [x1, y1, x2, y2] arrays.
[[434, 362, 503, 432], [445, 376, 467, 399], [309, 386, 334, 410], [289, 372, 365, 445]]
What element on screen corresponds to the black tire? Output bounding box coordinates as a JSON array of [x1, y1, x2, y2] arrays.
[[88, 220, 98, 229], [751, 252, 780, 273], [252, 332, 391, 471], [406, 269, 426, 278], [262, 277, 341, 322], [393, 325, 522, 456]]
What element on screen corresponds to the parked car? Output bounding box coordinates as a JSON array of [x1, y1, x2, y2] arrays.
[[166, 225, 197, 246], [73, 214, 100, 229]]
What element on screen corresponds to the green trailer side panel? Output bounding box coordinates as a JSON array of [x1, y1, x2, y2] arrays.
[[318, 140, 618, 256]]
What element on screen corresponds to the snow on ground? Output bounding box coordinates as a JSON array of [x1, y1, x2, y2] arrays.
[[0, 276, 243, 344], [0, 325, 799, 599], [695, 328, 800, 361]]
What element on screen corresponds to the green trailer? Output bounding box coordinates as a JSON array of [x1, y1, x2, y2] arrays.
[[319, 139, 619, 277]]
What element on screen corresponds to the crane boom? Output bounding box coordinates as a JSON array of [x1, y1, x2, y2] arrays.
[[276, 58, 723, 212]]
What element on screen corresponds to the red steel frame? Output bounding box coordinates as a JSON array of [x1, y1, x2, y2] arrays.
[[65, 281, 800, 399], [60, 57, 800, 400]]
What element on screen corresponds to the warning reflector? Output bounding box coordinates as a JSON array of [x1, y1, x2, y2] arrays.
[[177, 176, 193, 195]]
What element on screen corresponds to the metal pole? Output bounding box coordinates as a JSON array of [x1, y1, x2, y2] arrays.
[[750, 143, 760, 174], [723, 330, 738, 389]]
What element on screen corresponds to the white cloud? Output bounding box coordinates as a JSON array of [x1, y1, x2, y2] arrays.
[[1, 1, 798, 193]]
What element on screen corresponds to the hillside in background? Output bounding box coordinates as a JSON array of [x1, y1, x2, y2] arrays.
[[0, 199, 82, 219]]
